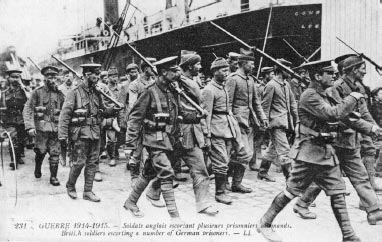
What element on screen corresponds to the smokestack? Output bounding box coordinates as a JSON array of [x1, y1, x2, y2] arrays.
[[104, 0, 119, 24]]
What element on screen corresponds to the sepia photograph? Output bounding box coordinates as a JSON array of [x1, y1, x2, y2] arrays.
[[1, 0, 382, 241]]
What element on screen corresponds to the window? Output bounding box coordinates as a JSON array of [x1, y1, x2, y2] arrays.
[[241, 0, 249, 12]]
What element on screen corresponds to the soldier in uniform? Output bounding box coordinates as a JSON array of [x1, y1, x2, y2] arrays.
[[257, 60, 365, 242], [225, 48, 268, 193], [23, 66, 65, 186], [0, 68, 28, 169], [100, 71, 108, 85], [201, 57, 243, 204], [124, 56, 219, 220], [249, 66, 274, 171], [58, 69, 75, 97], [58, 63, 118, 202], [257, 59, 298, 182], [371, 87, 382, 177], [293, 56, 382, 225], [104, 67, 121, 166], [126, 58, 156, 184]]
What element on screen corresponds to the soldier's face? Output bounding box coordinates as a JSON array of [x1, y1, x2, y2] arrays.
[[87, 70, 100, 85], [243, 60, 255, 74], [164, 68, 180, 83], [319, 71, 336, 88], [190, 62, 202, 77], [109, 74, 118, 84], [8, 74, 21, 87], [64, 73, 72, 85], [354, 64, 366, 81], [101, 76, 108, 84], [229, 59, 238, 72], [45, 74, 57, 88], [214, 67, 229, 82], [128, 69, 139, 79]]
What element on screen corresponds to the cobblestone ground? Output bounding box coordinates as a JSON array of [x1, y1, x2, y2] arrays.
[[0, 148, 381, 242]]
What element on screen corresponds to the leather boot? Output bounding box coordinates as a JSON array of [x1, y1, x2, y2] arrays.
[[363, 156, 382, 195], [226, 163, 234, 191], [129, 162, 140, 187], [293, 204, 317, 219], [281, 163, 291, 181], [83, 192, 101, 202], [257, 192, 291, 242], [231, 164, 252, 193], [66, 164, 83, 199], [330, 194, 361, 242], [124, 175, 150, 217], [34, 152, 45, 178], [367, 209, 382, 225], [161, 180, 180, 218], [49, 163, 60, 186], [257, 159, 275, 182], [215, 174, 232, 205]]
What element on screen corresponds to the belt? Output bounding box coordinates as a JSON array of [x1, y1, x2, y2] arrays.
[[85, 117, 101, 125], [43, 116, 59, 123], [298, 124, 334, 160], [212, 110, 231, 115]]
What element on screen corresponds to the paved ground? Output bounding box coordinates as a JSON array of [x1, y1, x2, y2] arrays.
[[0, 148, 382, 242]]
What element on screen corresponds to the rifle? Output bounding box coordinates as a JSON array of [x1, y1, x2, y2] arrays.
[[51, 55, 124, 109], [51, 55, 82, 78], [209, 21, 302, 81], [282, 39, 309, 63], [27, 57, 42, 71], [99, 19, 205, 115], [336, 37, 382, 76]]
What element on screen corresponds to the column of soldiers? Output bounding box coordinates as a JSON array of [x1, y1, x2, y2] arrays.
[[2, 46, 382, 241]]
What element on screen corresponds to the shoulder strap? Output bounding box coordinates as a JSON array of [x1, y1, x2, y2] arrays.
[[152, 86, 163, 113]]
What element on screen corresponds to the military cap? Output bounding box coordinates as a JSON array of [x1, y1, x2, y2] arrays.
[[100, 71, 108, 78], [298, 60, 335, 73], [41, 65, 59, 76], [238, 48, 256, 61], [154, 56, 179, 71], [126, 63, 139, 72], [341, 55, 365, 71], [108, 67, 119, 76], [80, 63, 102, 73], [179, 50, 201, 67], [227, 52, 240, 60], [334, 54, 358, 64], [261, 66, 274, 73], [210, 57, 229, 70], [6, 68, 22, 76]]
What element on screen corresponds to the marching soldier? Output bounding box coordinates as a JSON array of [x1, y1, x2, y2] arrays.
[[58, 63, 118, 202], [293, 55, 382, 225], [201, 57, 242, 204], [125, 63, 140, 84], [371, 87, 382, 177], [123, 56, 187, 220], [126, 57, 156, 183], [23, 65, 65, 186], [0, 68, 28, 169], [225, 48, 268, 193], [258, 60, 366, 242], [104, 67, 121, 166], [258, 59, 298, 182], [249, 66, 274, 171]]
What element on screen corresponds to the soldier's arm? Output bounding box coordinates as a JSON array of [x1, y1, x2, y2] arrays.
[[261, 83, 275, 120], [225, 76, 236, 112], [58, 89, 75, 140], [22, 89, 38, 130], [125, 89, 150, 150], [301, 91, 358, 121], [252, 82, 267, 122], [128, 83, 139, 110], [359, 98, 377, 125], [288, 85, 299, 124], [200, 87, 214, 137], [117, 84, 129, 128]]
